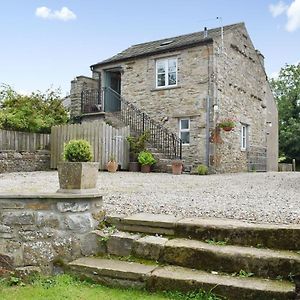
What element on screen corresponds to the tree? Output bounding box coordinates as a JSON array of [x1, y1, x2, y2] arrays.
[[0, 85, 69, 133], [270, 63, 300, 162]]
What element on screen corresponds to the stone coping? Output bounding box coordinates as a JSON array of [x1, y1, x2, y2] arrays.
[[0, 192, 102, 200], [107, 212, 300, 230]]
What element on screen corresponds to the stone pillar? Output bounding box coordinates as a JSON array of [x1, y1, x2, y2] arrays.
[[70, 76, 99, 119]]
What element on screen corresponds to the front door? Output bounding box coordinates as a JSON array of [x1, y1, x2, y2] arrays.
[[104, 71, 121, 112]]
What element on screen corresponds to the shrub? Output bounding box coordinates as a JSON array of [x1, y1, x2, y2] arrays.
[[138, 151, 156, 166], [217, 118, 235, 129], [127, 131, 150, 157], [63, 139, 92, 162], [197, 164, 208, 175]]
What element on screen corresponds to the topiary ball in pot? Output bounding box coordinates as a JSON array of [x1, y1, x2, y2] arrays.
[[57, 139, 99, 193], [63, 139, 93, 162]]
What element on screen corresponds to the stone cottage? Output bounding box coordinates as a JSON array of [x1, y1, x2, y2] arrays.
[[70, 22, 278, 173]]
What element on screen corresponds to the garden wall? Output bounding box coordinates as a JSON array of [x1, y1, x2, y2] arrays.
[[0, 193, 103, 273], [0, 150, 50, 173]]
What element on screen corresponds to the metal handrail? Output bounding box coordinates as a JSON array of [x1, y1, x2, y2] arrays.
[[104, 87, 182, 159]]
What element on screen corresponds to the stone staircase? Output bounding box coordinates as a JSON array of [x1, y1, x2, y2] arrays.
[[67, 213, 299, 299], [105, 112, 176, 173]]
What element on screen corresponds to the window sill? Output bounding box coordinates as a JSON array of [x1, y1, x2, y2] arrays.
[[151, 85, 181, 92]]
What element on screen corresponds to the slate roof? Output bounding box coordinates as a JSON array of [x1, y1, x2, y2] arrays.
[[91, 22, 244, 68]]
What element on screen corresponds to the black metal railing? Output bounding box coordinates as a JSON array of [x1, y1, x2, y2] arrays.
[[104, 87, 182, 159], [81, 89, 102, 114]]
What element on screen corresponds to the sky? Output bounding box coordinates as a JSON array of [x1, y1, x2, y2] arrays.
[[0, 0, 300, 96]]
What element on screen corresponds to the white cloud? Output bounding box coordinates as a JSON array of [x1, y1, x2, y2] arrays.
[[269, 1, 288, 17], [35, 6, 77, 21], [286, 0, 300, 31]]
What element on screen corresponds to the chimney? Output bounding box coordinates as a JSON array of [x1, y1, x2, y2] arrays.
[[204, 27, 208, 38], [256, 49, 265, 67]]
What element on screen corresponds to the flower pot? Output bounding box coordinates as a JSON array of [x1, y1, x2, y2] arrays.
[[141, 164, 151, 173], [107, 161, 118, 172], [222, 126, 234, 132], [57, 162, 99, 193], [172, 162, 183, 175], [129, 162, 140, 172]]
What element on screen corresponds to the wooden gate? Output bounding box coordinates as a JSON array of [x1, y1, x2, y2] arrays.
[[50, 121, 129, 170]]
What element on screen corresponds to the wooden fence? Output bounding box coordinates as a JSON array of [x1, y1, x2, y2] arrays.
[[0, 129, 50, 151], [50, 121, 130, 170]]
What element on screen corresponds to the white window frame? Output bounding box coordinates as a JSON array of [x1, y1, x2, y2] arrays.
[[179, 118, 190, 145], [241, 124, 248, 151], [155, 57, 178, 88]]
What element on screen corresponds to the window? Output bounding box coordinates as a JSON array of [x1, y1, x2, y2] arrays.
[[241, 124, 248, 150], [156, 58, 177, 88], [179, 118, 190, 145]]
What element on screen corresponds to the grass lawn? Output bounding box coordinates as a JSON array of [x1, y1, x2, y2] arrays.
[[0, 274, 222, 300]]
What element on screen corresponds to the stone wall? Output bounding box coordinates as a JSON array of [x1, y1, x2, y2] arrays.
[[94, 44, 214, 168], [210, 25, 277, 172], [0, 193, 103, 273], [0, 150, 50, 173]]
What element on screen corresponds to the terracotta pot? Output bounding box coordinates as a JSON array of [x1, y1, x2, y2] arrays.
[[222, 126, 233, 132], [129, 162, 140, 172], [107, 161, 118, 172], [172, 163, 183, 175], [141, 164, 151, 173], [57, 162, 99, 192]]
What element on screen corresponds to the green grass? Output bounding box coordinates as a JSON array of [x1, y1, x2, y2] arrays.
[[0, 274, 222, 300]]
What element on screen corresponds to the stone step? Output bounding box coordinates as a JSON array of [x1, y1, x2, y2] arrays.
[[68, 257, 295, 300], [99, 230, 300, 280], [106, 213, 300, 250], [160, 238, 300, 280]]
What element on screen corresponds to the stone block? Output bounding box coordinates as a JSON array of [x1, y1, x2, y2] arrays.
[[80, 231, 105, 256], [37, 212, 61, 228], [0, 224, 13, 233], [2, 212, 35, 225], [107, 231, 141, 256], [57, 202, 89, 213], [133, 236, 168, 261], [25, 202, 52, 210], [0, 201, 25, 209], [23, 241, 55, 265], [65, 213, 94, 233], [14, 266, 41, 281], [18, 228, 54, 242], [0, 253, 14, 269]]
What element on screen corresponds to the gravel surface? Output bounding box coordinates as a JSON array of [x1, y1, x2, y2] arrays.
[[0, 171, 299, 225]]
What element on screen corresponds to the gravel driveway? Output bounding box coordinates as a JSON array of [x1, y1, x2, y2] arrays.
[[0, 171, 299, 225]]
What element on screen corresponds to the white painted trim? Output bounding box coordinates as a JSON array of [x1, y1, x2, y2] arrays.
[[155, 57, 178, 89], [179, 118, 190, 145], [241, 124, 247, 151]]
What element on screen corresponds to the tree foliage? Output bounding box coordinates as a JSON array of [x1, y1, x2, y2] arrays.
[[0, 85, 69, 133], [270, 63, 300, 162]]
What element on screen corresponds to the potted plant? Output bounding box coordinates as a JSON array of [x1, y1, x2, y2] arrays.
[[217, 119, 235, 132], [127, 131, 150, 172], [57, 139, 99, 193], [171, 160, 183, 175], [138, 151, 156, 173], [107, 155, 118, 173]]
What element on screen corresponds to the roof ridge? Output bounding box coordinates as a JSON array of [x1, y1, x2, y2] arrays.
[[129, 22, 244, 48]]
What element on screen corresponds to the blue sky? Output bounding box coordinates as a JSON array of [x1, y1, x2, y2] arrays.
[[0, 0, 300, 95]]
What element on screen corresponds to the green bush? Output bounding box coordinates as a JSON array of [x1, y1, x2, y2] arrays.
[[63, 139, 92, 162], [197, 164, 208, 175], [138, 151, 156, 166]]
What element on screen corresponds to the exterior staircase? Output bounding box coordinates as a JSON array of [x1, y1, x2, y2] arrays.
[[67, 213, 299, 299]]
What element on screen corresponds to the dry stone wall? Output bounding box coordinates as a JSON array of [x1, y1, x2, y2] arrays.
[[0, 194, 103, 273], [0, 150, 50, 173]]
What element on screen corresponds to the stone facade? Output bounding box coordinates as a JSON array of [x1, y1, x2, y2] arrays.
[[0, 150, 50, 173], [70, 23, 278, 173], [0, 193, 103, 273]]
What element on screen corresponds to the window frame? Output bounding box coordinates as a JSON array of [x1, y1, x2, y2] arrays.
[[155, 57, 178, 89], [241, 124, 248, 151], [179, 118, 190, 145]]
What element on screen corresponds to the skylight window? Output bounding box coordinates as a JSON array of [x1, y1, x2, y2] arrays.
[[159, 40, 174, 47]]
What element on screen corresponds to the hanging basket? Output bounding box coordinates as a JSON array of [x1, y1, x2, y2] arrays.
[[222, 126, 234, 132]]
